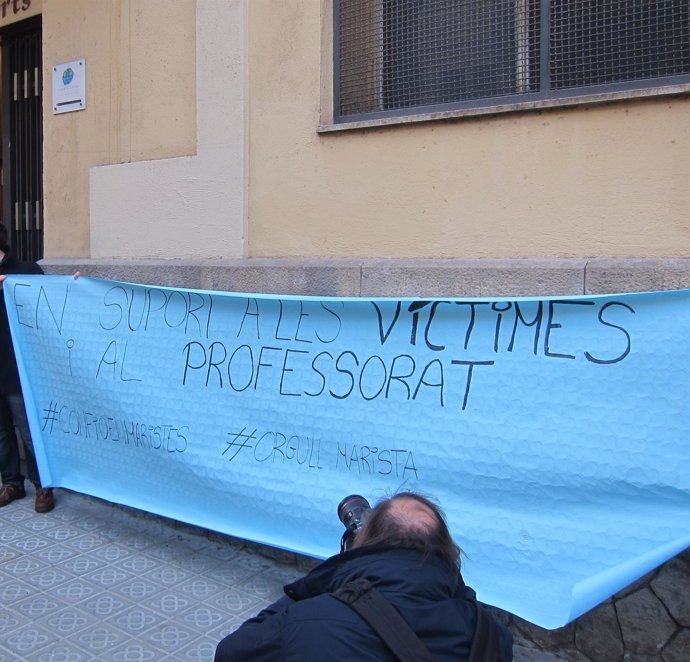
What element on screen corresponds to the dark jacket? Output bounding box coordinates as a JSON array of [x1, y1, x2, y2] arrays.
[[0, 250, 43, 395], [215, 546, 513, 661]]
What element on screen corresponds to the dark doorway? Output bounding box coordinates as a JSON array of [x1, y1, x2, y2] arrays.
[[1, 15, 42, 262]]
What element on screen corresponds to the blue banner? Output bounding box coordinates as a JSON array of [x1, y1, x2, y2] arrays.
[[4, 275, 690, 628]]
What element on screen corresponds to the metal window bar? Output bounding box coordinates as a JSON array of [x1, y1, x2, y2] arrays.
[[334, 0, 690, 122]]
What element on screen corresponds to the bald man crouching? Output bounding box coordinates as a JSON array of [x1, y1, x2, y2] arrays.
[[214, 492, 513, 661]]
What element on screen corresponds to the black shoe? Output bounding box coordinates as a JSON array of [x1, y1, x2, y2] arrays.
[[0, 483, 26, 507], [35, 488, 55, 513]]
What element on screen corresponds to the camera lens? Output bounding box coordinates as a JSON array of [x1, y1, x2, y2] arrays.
[[337, 495, 371, 553], [337, 495, 371, 532]]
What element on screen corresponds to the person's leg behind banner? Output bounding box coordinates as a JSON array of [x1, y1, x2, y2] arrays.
[[0, 394, 26, 506], [4, 391, 54, 513]]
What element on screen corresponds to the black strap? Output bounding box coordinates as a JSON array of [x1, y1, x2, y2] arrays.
[[332, 578, 432, 662], [332, 578, 503, 662], [468, 603, 501, 662]]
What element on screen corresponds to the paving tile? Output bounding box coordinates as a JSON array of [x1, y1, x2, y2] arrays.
[[111, 576, 165, 602], [52, 577, 102, 604], [0, 488, 308, 661], [99, 640, 166, 662], [177, 602, 229, 632], [110, 552, 160, 575], [35, 544, 82, 564], [55, 551, 110, 576], [2, 622, 60, 659], [20, 564, 76, 591], [1, 555, 48, 578], [44, 524, 88, 543], [177, 575, 226, 601], [33, 643, 94, 662], [4, 534, 51, 554], [0, 524, 30, 543], [70, 623, 130, 655], [180, 549, 225, 574], [171, 635, 219, 662], [204, 541, 243, 561], [139, 621, 199, 653], [0, 606, 32, 634], [115, 522, 164, 541], [16, 514, 61, 533], [36, 605, 98, 637], [89, 541, 134, 562], [0, 576, 35, 603], [82, 565, 136, 589], [142, 562, 195, 587], [232, 548, 275, 572], [63, 532, 110, 553], [173, 532, 212, 552], [70, 514, 110, 533], [200, 556, 268, 586], [0, 507, 33, 524], [147, 527, 179, 543], [236, 564, 300, 601], [14, 593, 70, 620], [79, 594, 135, 619], [0, 545, 22, 564], [105, 604, 167, 637], [205, 585, 268, 617], [105, 530, 161, 552], [144, 541, 197, 564], [50, 506, 88, 524], [140, 590, 193, 617]]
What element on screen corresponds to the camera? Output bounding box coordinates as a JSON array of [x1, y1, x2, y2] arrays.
[[337, 494, 371, 552]]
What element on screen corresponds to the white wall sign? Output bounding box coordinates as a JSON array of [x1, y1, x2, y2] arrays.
[[52, 59, 86, 114]]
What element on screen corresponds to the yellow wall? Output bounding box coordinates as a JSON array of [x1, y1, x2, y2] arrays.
[[35, 1, 690, 261], [42, 0, 196, 257], [247, 1, 690, 259], [87, 0, 246, 260]]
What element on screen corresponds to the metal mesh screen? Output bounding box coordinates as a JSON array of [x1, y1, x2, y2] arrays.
[[551, 1, 690, 89], [335, 0, 690, 121], [337, 0, 540, 117]]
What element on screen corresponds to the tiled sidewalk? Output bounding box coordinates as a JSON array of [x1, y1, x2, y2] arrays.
[[0, 485, 310, 661]]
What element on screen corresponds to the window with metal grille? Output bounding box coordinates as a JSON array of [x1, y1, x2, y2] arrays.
[[334, 0, 690, 123]]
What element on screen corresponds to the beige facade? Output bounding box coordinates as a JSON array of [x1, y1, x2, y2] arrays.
[[42, 0, 197, 258], [34, 0, 690, 266], [250, 2, 690, 260]]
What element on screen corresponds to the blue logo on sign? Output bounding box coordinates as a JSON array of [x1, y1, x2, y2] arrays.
[[62, 68, 74, 86]]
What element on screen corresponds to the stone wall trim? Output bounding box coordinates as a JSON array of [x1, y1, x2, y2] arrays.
[[40, 257, 690, 298]]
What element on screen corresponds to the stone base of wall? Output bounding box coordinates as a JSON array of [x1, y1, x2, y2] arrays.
[[40, 256, 690, 297], [500, 547, 690, 662], [40, 256, 690, 661]]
